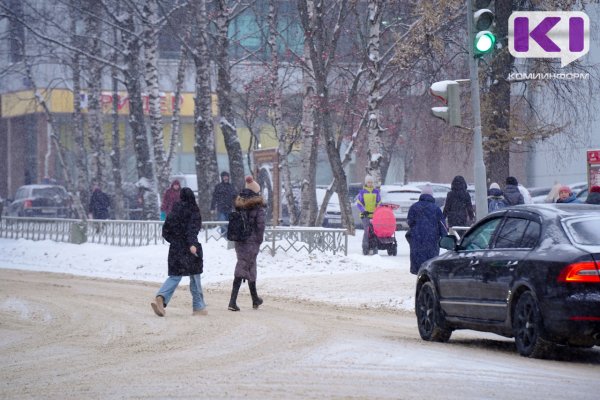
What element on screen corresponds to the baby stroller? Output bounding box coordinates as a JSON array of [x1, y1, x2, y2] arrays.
[[365, 204, 398, 256]]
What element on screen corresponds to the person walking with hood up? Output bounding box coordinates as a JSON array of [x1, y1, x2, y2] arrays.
[[228, 176, 266, 312], [503, 176, 524, 206], [211, 171, 238, 233], [443, 175, 474, 228], [407, 185, 448, 275], [151, 187, 207, 317], [487, 182, 507, 212], [356, 175, 381, 255], [160, 179, 181, 220]]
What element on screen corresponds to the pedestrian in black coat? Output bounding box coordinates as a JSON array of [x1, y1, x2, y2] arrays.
[[89, 184, 111, 219], [443, 175, 474, 227], [228, 176, 266, 312], [407, 187, 448, 275], [151, 187, 207, 317], [503, 176, 524, 206]]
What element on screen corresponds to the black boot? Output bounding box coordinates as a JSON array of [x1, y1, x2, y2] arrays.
[[248, 281, 263, 310], [228, 277, 242, 311]]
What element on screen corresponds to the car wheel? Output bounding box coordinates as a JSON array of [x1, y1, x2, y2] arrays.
[[513, 291, 551, 358], [416, 281, 452, 342]]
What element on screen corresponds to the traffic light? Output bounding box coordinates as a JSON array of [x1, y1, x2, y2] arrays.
[[473, 0, 495, 56], [430, 80, 461, 127]]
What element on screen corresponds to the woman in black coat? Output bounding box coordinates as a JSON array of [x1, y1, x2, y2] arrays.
[[151, 187, 207, 317], [228, 176, 266, 312], [443, 175, 475, 227]]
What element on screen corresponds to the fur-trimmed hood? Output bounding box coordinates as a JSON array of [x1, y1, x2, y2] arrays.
[[235, 189, 266, 210]]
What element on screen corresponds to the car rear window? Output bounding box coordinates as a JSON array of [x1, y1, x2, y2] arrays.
[[565, 217, 600, 245], [32, 187, 65, 197]]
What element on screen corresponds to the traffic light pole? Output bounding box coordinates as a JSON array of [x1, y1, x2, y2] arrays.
[[466, 0, 489, 222]]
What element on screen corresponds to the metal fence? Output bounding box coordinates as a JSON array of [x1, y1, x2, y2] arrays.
[[0, 217, 348, 256]]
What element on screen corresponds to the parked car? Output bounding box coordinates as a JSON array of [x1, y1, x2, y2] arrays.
[[5, 184, 73, 218], [317, 188, 342, 228], [528, 186, 552, 204], [415, 203, 600, 358], [576, 188, 588, 203], [352, 185, 422, 230], [569, 182, 588, 196], [409, 182, 450, 208]]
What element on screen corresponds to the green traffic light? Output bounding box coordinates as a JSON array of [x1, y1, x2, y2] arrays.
[[475, 31, 496, 54]]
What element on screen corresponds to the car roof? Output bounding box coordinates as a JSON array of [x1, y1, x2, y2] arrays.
[[18, 184, 66, 190], [490, 203, 600, 219], [380, 184, 421, 193]]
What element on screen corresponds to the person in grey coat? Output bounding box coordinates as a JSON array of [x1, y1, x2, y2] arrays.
[[228, 176, 266, 312], [151, 187, 207, 317]]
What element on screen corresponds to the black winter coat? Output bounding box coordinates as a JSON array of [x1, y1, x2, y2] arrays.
[[443, 176, 474, 227], [503, 184, 524, 206], [162, 189, 203, 276], [233, 189, 266, 281], [211, 181, 238, 213], [586, 191, 600, 205], [89, 189, 111, 219]]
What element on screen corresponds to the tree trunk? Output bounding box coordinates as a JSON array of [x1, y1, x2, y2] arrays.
[[192, 0, 219, 219], [123, 13, 159, 220], [268, 0, 298, 225], [365, 0, 385, 187], [215, 1, 245, 192], [143, 0, 170, 198]]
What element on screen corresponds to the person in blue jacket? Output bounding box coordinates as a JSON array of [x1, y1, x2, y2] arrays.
[[407, 185, 448, 275], [556, 186, 581, 204]]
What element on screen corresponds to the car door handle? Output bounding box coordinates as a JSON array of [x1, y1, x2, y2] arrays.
[[506, 260, 519, 267]]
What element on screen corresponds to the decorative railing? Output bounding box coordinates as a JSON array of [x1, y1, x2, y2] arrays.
[[0, 217, 347, 256]]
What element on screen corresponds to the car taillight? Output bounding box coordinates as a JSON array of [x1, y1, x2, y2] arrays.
[[557, 261, 600, 283], [24, 200, 32, 208]]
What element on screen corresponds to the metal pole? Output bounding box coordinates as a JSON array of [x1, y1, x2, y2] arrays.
[[466, 0, 489, 222]]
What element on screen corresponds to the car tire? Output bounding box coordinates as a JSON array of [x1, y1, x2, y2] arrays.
[[512, 291, 552, 358], [416, 281, 452, 342]]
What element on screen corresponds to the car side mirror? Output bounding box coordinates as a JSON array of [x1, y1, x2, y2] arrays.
[[439, 235, 457, 251]]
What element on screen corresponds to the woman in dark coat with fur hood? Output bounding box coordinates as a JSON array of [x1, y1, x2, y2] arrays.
[[443, 175, 475, 227], [228, 176, 266, 312], [151, 187, 207, 317]]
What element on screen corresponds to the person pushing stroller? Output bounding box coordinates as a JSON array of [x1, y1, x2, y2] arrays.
[[356, 175, 381, 255]]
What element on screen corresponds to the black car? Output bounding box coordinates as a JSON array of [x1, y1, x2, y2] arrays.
[[6, 184, 73, 218], [415, 204, 600, 358]]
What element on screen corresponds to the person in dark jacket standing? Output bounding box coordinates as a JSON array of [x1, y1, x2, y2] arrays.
[[228, 176, 266, 312], [443, 175, 474, 228], [160, 179, 181, 220], [151, 187, 207, 317], [407, 186, 448, 275], [211, 171, 238, 233], [89, 182, 111, 220], [503, 176, 524, 206], [586, 185, 600, 205]]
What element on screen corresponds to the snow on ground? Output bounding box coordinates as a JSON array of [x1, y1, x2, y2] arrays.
[[0, 229, 417, 312]]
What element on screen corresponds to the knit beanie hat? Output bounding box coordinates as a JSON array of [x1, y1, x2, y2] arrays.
[[591, 185, 600, 194], [220, 171, 230, 178], [559, 185, 572, 194], [489, 182, 500, 190], [421, 185, 433, 195], [245, 175, 260, 194], [506, 176, 518, 186]]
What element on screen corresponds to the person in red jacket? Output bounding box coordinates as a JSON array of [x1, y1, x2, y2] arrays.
[[160, 180, 181, 220]]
